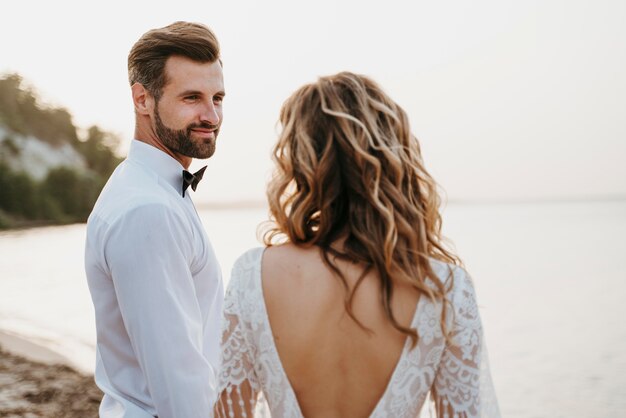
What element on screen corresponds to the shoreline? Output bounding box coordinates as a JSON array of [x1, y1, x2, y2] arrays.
[[0, 330, 80, 373], [0, 332, 101, 417]]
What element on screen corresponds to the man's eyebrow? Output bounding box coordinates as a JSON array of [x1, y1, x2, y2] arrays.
[[178, 90, 226, 97], [178, 90, 204, 97]]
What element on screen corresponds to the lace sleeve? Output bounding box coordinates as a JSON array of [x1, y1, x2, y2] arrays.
[[214, 275, 262, 418], [430, 268, 501, 418]]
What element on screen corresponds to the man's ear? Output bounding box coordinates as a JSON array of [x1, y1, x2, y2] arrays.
[[131, 83, 153, 115]]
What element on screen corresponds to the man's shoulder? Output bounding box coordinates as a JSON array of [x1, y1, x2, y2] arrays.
[[89, 161, 180, 227]]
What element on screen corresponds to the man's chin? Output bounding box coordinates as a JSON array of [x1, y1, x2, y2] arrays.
[[196, 150, 215, 159], [188, 144, 216, 160]]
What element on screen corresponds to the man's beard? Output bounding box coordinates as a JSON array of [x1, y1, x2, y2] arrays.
[[154, 105, 218, 159]]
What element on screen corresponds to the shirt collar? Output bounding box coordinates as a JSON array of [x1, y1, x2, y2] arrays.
[[127, 140, 184, 194]]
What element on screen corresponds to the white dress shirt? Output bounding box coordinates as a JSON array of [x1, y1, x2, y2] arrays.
[[85, 140, 224, 418]]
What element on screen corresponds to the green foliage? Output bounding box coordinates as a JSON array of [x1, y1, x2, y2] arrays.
[[0, 162, 41, 221], [0, 73, 123, 228], [79, 126, 123, 178], [2, 135, 20, 155], [0, 162, 107, 227], [0, 74, 78, 146], [41, 167, 101, 220], [0, 74, 27, 134], [0, 209, 10, 228]]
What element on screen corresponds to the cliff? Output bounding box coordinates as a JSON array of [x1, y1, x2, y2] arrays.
[[0, 73, 121, 228]]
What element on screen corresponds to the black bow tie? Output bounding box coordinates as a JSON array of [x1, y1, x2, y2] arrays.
[[182, 166, 207, 197]]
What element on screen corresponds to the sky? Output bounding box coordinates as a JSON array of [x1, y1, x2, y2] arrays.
[[1, 0, 625, 204]]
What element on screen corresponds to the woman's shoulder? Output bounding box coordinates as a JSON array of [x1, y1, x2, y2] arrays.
[[429, 259, 481, 332], [231, 247, 266, 271], [226, 247, 265, 294], [262, 243, 317, 270], [224, 247, 267, 323], [429, 258, 475, 295], [230, 244, 308, 279], [228, 243, 319, 294]]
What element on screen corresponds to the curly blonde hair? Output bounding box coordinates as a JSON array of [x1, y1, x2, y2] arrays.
[[263, 72, 460, 345]]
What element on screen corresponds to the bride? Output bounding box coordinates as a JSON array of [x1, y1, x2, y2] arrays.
[[215, 72, 500, 417]]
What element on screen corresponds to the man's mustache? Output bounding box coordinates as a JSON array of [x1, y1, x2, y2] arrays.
[[187, 122, 219, 131]]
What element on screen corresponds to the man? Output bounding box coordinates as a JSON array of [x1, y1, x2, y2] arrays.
[[84, 21, 225, 417]]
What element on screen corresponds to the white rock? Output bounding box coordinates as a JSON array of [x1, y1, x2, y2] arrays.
[[0, 126, 87, 180]]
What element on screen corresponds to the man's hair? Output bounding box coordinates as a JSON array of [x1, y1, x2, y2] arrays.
[[128, 21, 220, 100]]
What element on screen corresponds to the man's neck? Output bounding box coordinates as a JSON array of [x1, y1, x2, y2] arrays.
[[134, 125, 192, 169]]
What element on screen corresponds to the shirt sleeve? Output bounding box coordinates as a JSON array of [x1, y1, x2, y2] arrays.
[[431, 268, 501, 418], [105, 203, 215, 418]]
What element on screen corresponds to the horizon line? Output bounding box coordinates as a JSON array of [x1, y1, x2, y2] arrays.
[[195, 194, 626, 210]]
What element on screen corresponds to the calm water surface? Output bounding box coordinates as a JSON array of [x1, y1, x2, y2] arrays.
[[0, 201, 625, 417]]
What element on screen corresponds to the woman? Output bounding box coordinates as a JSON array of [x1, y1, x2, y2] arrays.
[[215, 72, 500, 417]]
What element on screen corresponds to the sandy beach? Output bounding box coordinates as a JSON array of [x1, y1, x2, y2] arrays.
[[0, 331, 101, 417]]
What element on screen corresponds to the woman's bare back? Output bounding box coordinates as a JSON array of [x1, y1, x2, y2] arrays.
[[262, 244, 421, 418]]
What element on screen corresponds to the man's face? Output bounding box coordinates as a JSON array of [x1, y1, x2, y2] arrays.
[[153, 56, 225, 159]]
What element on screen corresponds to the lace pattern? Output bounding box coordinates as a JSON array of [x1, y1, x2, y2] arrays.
[[215, 248, 500, 418]]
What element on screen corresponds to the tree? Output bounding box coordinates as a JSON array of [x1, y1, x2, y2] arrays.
[[41, 167, 100, 221], [80, 125, 122, 178], [0, 73, 122, 228]]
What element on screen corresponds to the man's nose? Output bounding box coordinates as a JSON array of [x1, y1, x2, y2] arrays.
[[200, 102, 220, 125]]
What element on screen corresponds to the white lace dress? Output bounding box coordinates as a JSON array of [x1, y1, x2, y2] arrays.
[[216, 248, 500, 418]]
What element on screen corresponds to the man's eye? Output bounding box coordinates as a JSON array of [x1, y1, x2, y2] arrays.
[[185, 95, 200, 101], [213, 96, 224, 104]]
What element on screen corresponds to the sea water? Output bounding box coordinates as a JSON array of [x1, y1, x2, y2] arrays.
[[1, 201, 624, 417]]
